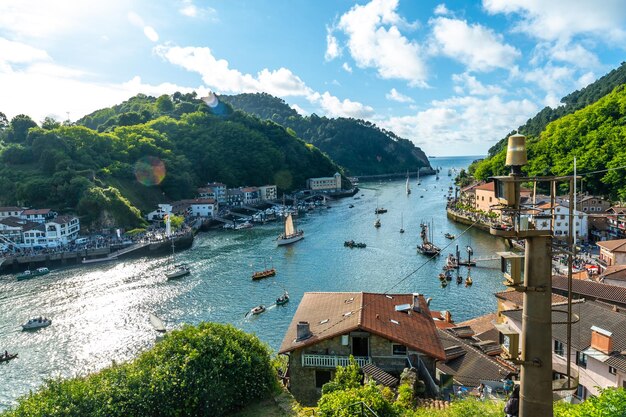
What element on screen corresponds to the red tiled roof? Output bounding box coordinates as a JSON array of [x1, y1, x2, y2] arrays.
[[0, 207, 23, 212], [601, 265, 626, 282], [597, 239, 626, 253], [279, 292, 445, 360], [50, 215, 77, 225], [474, 182, 495, 192], [456, 313, 498, 336], [241, 187, 259, 192], [22, 208, 52, 215], [495, 289, 567, 308]]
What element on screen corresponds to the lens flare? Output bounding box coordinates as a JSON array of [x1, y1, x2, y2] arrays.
[[201, 92, 219, 108], [134, 156, 166, 186]]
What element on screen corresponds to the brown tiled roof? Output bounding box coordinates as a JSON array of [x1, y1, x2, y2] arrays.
[[50, 215, 76, 225], [456, 313, 497, 336], [607, 206, 626, 214], [278, 292, 446, 360], [474, 182, 495, 192], [0, 206, 23, 212], [436, 329, 516, 387], [22, 208, 51, 215], [495, 289, 567, 308], [600, 265, 626, 282], [0, 216, 25, 227], [460, 182, 483, 193], [597, 239, 626, 253], [552, 275, 626, 307], [241, 187, 259, 192]]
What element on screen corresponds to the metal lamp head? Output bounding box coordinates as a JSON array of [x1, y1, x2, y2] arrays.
[[505, 133, 527, 175]]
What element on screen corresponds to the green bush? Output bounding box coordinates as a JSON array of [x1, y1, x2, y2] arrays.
[[317, 382, 399, 417], [2, 323, 277, 417]]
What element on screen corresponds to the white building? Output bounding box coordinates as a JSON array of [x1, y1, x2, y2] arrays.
[[306, 172, 341, 192], [146, 203, 173, 221], [186, 199, 217, 218], [258, 185, 277, 201], [241, 187, 260, 205], [22, 224, 46, 247], [0, 206, 23, 220], [44, 215, 80, 246], [0, 217, 28, 243], [531, 202, 588, 241], [20, 208, 56, 223], [500, 299, 626, 402]]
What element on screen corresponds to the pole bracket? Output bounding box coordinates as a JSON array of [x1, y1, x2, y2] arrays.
[[510, 357, 542, 367]]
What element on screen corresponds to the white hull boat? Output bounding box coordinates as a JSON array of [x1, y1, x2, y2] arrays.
[[22, 317, 52, 330]]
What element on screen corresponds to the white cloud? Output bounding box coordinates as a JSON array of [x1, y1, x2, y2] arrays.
[[522, 65, 573, 107], [483, 0, 626, 42], [342, 62, 353, 73], [577, 72, 596, 89], [380, 95, 537, 154], [332, 0, 428, 86], [290, 104, 308, 116], [178, 0, 216, 18], [430, 17, 520, 72], [0, 37, 50, 66], [434, 4, 449, 16], [530, 41, 599, 70], [386, 88, 414, 103], [154, 44, 374, 119], [325, 28, 340, 61], [143, 26, 159, 42], [452, 73, 504, 96]]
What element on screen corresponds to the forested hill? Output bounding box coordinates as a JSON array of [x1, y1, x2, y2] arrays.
[[472, 84, 626, 200], [220, 93, 431, 176], [486, 62, 626, 158], [0, 93, 342, 229]]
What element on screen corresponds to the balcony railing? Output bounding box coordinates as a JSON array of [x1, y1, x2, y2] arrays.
[[301, 354, 370, 368]]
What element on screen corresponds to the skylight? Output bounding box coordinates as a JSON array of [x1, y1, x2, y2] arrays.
[[390, 319, 399, 325], [319, 319, 329, 324]]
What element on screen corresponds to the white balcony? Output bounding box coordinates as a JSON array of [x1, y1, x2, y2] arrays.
[[301, 354, 370, 368]]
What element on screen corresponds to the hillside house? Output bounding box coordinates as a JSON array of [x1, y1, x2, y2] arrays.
[[279, 292, 445, 405], [596, 239, 626, 270], [0, 207, 24, 220], [606, 206, 626, 239], [258, 185, 277, 201], [45, 215, 80, 246], [20, 208, 56, 223], [206, 182, 227, 203]]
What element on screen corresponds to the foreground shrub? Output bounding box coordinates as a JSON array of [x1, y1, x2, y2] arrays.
[[2, 323, 276, 417]]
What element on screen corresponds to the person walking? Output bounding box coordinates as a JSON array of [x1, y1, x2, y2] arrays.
[[504, 384, 520, 417]]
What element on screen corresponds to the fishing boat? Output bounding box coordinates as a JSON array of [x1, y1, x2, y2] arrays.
[[164, 217, 191, 280], [16, 267, 50, 281], [444, 233, 455, 240], [277, 211, 304, 246], [417, 223, 441, 256], [250, 305, 266, 315], [22, 317, 52, 330], [252, 267, 276, 280], [405, 172, 411, 195], [0, 352, 17, 363], [149, 313, 166, 333], [276, 291, 289, 306]]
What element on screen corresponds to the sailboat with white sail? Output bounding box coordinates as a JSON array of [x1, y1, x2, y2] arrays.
[[405, 172, 411, 195], [277, 200, 304, 246], [164, 216, 191, 279]]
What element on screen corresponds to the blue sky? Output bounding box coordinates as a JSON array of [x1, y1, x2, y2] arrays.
[[1, 0, 625, 155]]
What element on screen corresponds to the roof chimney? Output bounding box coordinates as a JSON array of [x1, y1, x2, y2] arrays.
[[412, 293, 421, 313], [590, 326, 613, 355], [296, 321, 312, 342]]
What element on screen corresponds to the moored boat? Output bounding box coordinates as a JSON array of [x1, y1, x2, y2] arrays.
[[22, 317, 52, 330], [250, 305, 266, 315], [149, 313, 166, 333], [417, 223, 441, 256], [444, 233, 455, 240], [0, 352, 18, 363], [16, 267, 50, 281], [276, 291, 289, 306], [374, 218, 381, 228], [252, 268, 276, 280]]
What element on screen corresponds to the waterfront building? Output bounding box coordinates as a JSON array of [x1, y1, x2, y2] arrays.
[[500, 300, 626, 401], [258, 185, 277, 201], [44, 215, 80, 246], [474, 182, 496, 213], [241, 187, 260, 205], [20, 208, 56, 223], [306, 173, 341, 192], [146, 203, 173, 222], [458, 182, 482, 207], [597, 238, 626, 270], [226, 189, 244, 207], [278, 292, 445, 405], [0, 217, 29, 244], [530, 202, 588, 241], [606, 206, 626, 239], [206, 182, 227, 203], [0, 206, 24, 220], [22, 223, 46, 247], [186, 199, 217, 218]]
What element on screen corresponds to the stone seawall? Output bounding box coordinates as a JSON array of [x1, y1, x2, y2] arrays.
[[446, 208, 492, 233]]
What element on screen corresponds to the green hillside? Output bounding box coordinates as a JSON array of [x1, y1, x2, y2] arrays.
[[472, 84, 626, 199], [221, 93, 431, 176], [485, 62, 626, 158], [0, 93, 344, 229]]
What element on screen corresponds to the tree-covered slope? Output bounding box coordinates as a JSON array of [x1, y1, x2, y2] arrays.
[[221, 93, 431, 176], [0, 93, 343, 228], [472, 84, 626, 199], [486, 61, 626, 158]]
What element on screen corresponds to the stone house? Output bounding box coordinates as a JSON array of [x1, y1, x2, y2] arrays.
[[596, 238, 626, 270], [278, 292, 445, 405]]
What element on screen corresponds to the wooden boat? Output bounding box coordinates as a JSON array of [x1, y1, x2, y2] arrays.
[[465, 270, 473, 287], [277, 212, 304, 246], [16, 267, 50, 281], [438, 273, 446, 281], [374, 207, 388, 214], [417, 223, 441, 256], [252, 268, 276, 280], [0, 353, 18, 363], [276, 291, 289, 306], [444, 233, 455, 240]]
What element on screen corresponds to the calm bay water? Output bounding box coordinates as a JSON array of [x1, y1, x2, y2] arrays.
[[0, 155, 507, 409]]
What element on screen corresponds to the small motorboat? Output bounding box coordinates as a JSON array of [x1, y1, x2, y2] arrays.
[[444, 233, 455, 240], [441, 280, 448, 288], [250, 305, 266, 315], [0, 352, 18, 363], [16, 267, 50, 281], [149, 314, 166, 333], [400, 228, 405, 234], [374, 208, 388, 214], [438, 273, 446, 281], [349, 204, 354, 208], [465, 276, 473, 287], [252, 268, 276, 280], [374, 219, 381, 228], [22, 317, 52, 330], [276, 291, 289, 306], [456, 274, 463, 285]]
